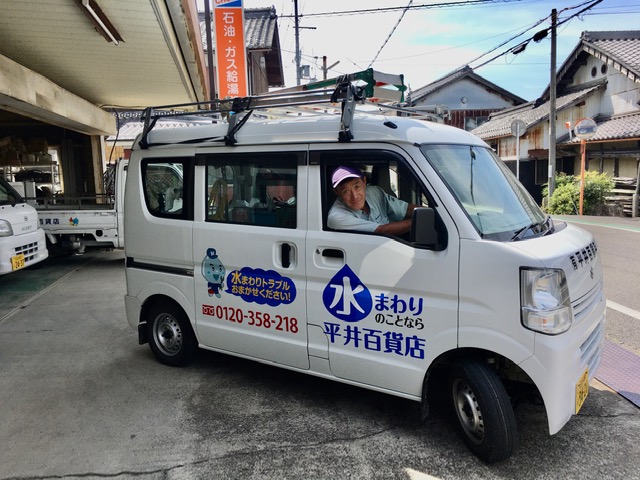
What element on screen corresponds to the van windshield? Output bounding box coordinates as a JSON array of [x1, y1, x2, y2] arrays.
[[421, 144, 549, 241], [0, 177, 23, 206]]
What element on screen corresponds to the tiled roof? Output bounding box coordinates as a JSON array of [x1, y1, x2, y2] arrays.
[[582, 31, 640, 78], [542, 30, 640, 99], [244, 7, 278, 50], [472, 81, 605, 139], [409, 66, 472, 100], [408, 65, 526, 105], [560, 112, 640, 144], [199, 7, 278, 51]]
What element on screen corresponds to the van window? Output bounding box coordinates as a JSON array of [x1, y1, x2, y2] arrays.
[[205, 153, 297, 229], [141, 161, 186, 218], [320, 150, 432, 234], [421, 144, 546, 240]]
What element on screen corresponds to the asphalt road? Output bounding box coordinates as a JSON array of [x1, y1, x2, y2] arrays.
[[557, 215, 640, 356], [1, 217, 639, 480]]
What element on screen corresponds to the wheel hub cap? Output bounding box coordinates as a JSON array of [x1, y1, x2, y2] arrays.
[[155, 315, 183, 356], [453, 379, 484, 444]]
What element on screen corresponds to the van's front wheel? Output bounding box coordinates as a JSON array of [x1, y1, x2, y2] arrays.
[[450, 360, 517, 463], [146, 301, 196, 367]]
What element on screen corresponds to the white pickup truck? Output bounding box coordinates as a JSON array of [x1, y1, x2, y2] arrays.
[[36, 160, 127, 254]]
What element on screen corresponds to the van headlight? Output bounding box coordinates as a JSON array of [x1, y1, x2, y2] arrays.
[[520, 268, 572, 335], [0, 219, 13, 237]]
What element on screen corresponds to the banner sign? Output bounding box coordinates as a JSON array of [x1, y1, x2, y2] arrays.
[[214, 0, 248, 98]]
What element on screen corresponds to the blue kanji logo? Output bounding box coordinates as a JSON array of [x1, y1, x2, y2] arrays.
[[323, 265, 372, 322]]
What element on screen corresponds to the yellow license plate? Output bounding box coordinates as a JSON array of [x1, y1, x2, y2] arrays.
[[11, 253, 25, 271], [575, 367, 589, 414]]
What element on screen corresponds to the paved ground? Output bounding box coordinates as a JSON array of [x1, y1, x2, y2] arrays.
[[555, 215, 640, 408], [1, 223, 639, 479]]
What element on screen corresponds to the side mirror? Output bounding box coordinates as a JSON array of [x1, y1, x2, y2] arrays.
[[411, 207, 439, 247]]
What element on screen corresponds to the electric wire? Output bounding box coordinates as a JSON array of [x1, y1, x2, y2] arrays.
[[276, 0, 636, 85], [279, 0, 528, 18], [368, 0, 414, 69], [469, 0, 604, 71]]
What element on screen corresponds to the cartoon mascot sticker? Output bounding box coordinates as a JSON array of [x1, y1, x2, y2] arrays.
[[202, 248, 226, 298]]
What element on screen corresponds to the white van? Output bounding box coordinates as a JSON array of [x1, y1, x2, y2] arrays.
[[124, 78, 605, 463], [0, 176, 48, 275]]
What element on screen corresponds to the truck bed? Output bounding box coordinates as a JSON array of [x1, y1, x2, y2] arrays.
[[31, 161, 126, 252], [34, 194, 115, 211], [36, 197, 121, 250]]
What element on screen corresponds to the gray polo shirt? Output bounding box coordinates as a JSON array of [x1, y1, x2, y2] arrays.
[[328, 185, 408, 232]]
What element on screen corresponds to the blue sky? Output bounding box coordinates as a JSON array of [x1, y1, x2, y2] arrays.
[[233, 0, 640, 101]]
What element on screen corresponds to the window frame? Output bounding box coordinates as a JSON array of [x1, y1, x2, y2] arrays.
[[317, 148, 443, 247], [201, 151, 303, 229], [141, 157, 193, 221]]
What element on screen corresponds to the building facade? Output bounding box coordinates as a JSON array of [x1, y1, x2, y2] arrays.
[[473, 31, 640, 210]]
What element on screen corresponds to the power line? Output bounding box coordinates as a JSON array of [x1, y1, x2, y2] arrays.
[[282, 0, 533, 81], [464, 16, 547, 66], [276, 0, 631, 87], [362, 0, 634, 68], [278, 0, 528, 18], [469, 0, 604, 71], [368, 0, 414, 68], [583, 2, 640, 14]]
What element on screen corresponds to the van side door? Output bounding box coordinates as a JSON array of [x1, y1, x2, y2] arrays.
[[305, 146, 460, 397], [192, 148, 309, 369]]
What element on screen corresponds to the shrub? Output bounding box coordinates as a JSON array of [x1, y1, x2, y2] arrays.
[[543, 171, 613, 215], [546, 182, 578, 214]]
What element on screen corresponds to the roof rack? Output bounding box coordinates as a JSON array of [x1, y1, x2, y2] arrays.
[[138, 69, 405, 149], [379, 103, 451, 123]]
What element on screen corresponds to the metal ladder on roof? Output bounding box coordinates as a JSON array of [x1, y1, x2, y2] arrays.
[[138, 68, 406, 148]]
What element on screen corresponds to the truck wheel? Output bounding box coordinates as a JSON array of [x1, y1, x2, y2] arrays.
[[450, 359, 517, 463], [146, 301, 197, 367]]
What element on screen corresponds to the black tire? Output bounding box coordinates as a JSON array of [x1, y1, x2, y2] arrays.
[[146, 300, 197, 367], [449, 359, 517, 463]]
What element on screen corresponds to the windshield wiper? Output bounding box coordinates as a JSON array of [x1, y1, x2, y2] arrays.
[[540, 216, 554, 236], [511, 223, 536, 241], [511, 216, 553, 242]]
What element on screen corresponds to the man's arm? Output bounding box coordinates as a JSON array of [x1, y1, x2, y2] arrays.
[[374, 203, 418, 235], [374, 218, 412, 235], [405, 203, 418, 219]]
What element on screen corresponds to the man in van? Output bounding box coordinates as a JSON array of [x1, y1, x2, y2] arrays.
[[327, 165, 417, 235]]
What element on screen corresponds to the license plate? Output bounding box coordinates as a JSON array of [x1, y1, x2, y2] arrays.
[[575, 367, 589, 414], [11, 253, 25, 271]]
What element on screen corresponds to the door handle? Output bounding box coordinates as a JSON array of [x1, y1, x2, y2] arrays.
[[281, 242, 292, 268], [321, 248, 343, 260], [315, 247, 345, 268]]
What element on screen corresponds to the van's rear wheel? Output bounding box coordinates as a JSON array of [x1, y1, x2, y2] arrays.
[[146, 301, 196, 367], [450, 359, 517, 463]]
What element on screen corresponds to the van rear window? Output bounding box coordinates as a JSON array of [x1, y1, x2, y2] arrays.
[[141, 161, 186, 218]]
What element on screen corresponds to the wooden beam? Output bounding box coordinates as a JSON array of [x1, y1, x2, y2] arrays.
[[0, 53, 116, 136]]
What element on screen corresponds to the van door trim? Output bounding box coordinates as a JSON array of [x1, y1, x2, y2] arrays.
[[126, 257, 194, 277]]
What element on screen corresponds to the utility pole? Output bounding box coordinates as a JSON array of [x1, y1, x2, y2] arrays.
[[548, 8, 557, 198], [293, 1, 316, 85], [322, 56, 340, 80], [294, 0, 301, 85]]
